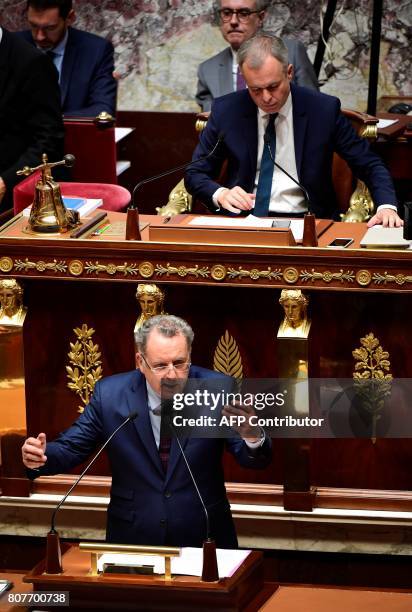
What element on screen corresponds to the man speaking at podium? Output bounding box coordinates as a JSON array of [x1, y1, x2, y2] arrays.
[[22, 315, 271, 548], [186, 31, 402, 228]]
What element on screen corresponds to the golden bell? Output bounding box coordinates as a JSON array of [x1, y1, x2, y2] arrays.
[[17, 153, 79, 234]]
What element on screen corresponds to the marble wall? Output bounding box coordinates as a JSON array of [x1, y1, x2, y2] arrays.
[[2, 0, 411, 112]]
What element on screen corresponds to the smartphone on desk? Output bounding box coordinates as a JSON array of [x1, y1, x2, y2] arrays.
[[327, 237, 354, 248]]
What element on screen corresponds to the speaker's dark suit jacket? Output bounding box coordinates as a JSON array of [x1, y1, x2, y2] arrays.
[[29, 367, 271, 547], [0, 29, 64, 212], [185, 85, 397, 219], [20, 27, 117, 117]]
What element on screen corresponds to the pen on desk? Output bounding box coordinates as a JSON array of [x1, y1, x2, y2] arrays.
[[93, 223, 111, 236], [163, 216, 172, 224], [70, 211, 107, 239]]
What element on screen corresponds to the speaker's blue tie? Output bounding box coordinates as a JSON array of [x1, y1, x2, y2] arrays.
[[254, 113, 277, 217]]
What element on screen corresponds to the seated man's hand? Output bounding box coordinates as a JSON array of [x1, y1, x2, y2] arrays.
[[22, 433, 47, 469], [217, 187, 255, 214], [367, 207, 403, 228], [222, 402, 261, 442]]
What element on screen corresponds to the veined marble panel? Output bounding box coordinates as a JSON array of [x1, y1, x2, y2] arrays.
[[2, 0, 411, 112], [1, 495, 412, 555]]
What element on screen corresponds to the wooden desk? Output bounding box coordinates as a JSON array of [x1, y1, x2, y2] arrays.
[[23, 545, 263, 611], [0, 571, 31, 612]]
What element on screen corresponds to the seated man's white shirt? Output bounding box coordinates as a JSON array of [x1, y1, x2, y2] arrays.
[[256, 93, 307, 214]]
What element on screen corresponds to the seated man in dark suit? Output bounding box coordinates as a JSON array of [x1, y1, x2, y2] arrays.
[[196, 0, 318, 111], [19, 0, 117, 117], [186, 31, 401, 228], [0, 27, 64, 213], [22, 315, 271, 548]]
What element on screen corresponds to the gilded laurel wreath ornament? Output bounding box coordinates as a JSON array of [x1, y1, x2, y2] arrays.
[[66, 324, 103, 413], [352, 332, 392, 443], [213, 330, 243, 379]]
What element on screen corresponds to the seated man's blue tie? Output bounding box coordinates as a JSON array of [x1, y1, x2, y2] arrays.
[[254, 113, 278, 217]]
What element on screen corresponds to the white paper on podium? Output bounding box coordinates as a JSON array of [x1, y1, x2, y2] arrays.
[[189, 215, 304, 240], [377, 118, 398, 129], [98, 547, 251, 578], [360, 226, 411, 249]]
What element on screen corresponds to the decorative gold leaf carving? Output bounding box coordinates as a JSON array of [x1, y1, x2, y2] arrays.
[[155, 263, 210, 278], [14, 258, 67, 273], [352, 332, 392, 443], [84, 261, 139, 276], [213, 330, 243, 379], [227, 267, 281, 281], [66, 324, 103, 413], [372, 272, 412, 286], [300, 269, 355, 283]]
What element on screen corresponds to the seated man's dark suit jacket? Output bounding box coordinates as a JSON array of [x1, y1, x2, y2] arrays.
[[185, 85, 397, 219], [20, 27, 117, 117], [0, 29, 64, 212], [28, 367, 271, 548]]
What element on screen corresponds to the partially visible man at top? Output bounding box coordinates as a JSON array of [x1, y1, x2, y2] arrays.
[[196, 0, 318, 112], [19, 0, 117, 117], [0, 27, 64, 213]]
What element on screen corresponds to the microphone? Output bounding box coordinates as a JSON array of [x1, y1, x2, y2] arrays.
[[263, 132, 311, 210], [130, 133, 225, 209], [165, 415, 219, 582], [46, 410, 138, 574], [263, 133, 318, 245]]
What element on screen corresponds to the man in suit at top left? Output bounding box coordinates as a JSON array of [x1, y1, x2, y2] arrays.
[[0, 27, 64, 213], [20, 0, 117, 117]]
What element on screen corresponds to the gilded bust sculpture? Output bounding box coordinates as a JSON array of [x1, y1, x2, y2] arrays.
[[278, 289, 311, 338], [134, 284, 166, 332], [0, 279, 27, 327]]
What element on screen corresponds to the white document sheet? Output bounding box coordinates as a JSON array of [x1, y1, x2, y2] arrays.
[[377, 119, 399, 129], [98, 547, 251, 578], [189, 214, 304, 241], [360, 226, 411, 249]]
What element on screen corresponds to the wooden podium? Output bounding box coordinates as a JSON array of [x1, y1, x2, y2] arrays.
[[24, 545, 264, 611]]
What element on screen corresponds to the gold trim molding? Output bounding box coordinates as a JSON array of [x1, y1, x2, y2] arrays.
[[300, 269, 355, 283], [227, 267, 282, 281], [85, 261, 140, 276], [14, 258, 67, 273], [2, 255, 412, 290], [155, 263, 210, 278], [0, 257, 13, 273]]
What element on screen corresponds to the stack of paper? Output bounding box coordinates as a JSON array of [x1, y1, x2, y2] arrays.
[[360, 226, 410, 249], [22, 196, 103, 219]]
